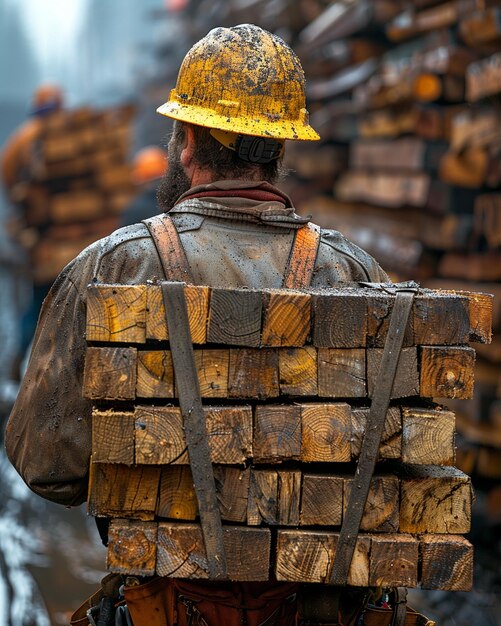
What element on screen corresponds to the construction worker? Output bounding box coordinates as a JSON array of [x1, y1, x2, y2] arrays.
[[5, 26, 429, 626], [121, 146, 168, 225], [1, 84, 65, 365]]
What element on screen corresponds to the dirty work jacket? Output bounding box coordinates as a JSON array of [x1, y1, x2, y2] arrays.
[[5, 180, 389, 507]]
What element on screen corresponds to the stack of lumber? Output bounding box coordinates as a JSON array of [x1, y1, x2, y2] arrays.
[[83, 282, 492, 588], [16, 104, 136, 284]]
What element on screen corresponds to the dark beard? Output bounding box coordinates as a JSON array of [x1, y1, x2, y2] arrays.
[[156, 144, 192, 212]]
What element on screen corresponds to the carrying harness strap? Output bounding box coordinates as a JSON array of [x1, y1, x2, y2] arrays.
[[329, 286, 418, 588], [161, 281, 228, 580], [282, 222, 321, 289], [143, 215, 194, 283]]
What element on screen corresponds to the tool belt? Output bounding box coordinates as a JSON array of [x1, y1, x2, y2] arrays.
[[71, 576, 434, 626]]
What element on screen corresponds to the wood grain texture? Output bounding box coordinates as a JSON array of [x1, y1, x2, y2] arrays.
[[300, 474, 343, 526], [135, 406, 187, 465], [261, 290, 311, 346], [402, 406, 455, 465], [107, 519, 157, 576], [278, 471, 302, 526], [92, 409, 135, 464], [86, 285, 146, 343], [318, 348, 366, 398], [136, 350, 174, 398], [83, 347, 137, 400], [194, 349, 229, 398], [367, 347, 419, 399], [228, 349, 279, 399], [350, 407, 401, 460], [214, 466, 250, 523], [146, 285, 209, 343], [205, 406, 253, 464], [279, 347, 318, 396], [156, 524, 271, 580], [369, 534, 418, 587], [366, 293, 413, 348], [158, 466, 197, 521], [400, 466, 472, 533], [344, 475, 400, 532], [301, 403, 351, 462], [247, 470, 278, 526], [313, 292, 367, 348], [413, 294, 470, 345], [253, 405, 301, 462], [87, 462, 160, 519], [420, 534, 473, 591], [207, 288, 262, 347], [420, 346, 475, 399]]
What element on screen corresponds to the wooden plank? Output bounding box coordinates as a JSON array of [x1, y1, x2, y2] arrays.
[[275, 530, 370, 586], [420, 346, 475, 399], [194, 349, 229, 398], [367, 348, 419, 399], [156, 524, 271, 580], [475, 193, 501, 249], [91, 409, 135, 464], [351, 407, 401, 461], [400, 466, 472, 534], [158, 466, 197, 521], [413, 293, 470, 345], [439, 147, 489, 188], [300, 474, 343, 527], [467, 53, 501, 102], [228, 349, 279, 399], [207, 288, 262, 347], [369, 535, 418, 588], [135, 406, 187, 465], [460, 8, 501, 47], [279, 347, 318, 396], [247, 470, 278, 526], [301, 403, 351, 462], [313, 291, 367, 348], [136, 350, 174, 398], [205, 406, 253, 464], [214, 466, 250, 523], [402, 407, 455, 466], [88, 463, 160, 519], [318, 348, 366, 398], [366, 293, 414, 349], [50, 190, 104, 223], [107, 520, 157, 576], [86, 285, 146, 343], [350, 138, 446, 171], [278, 471, 301, 526], [420, 534, 473, 591], [253, 404, 301, 462], [344, 475, 400, 532], [261, 290, 310, 346], [83, 346, 137, 400], [145, 285, 209, 343]]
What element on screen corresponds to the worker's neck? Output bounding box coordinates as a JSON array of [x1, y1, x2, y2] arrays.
[[188, 165, 262, 188]]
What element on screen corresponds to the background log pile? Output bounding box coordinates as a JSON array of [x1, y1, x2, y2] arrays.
[[84, 283, 491, 588], [12, 104, 136, 284], [147, 0, 501, 527]]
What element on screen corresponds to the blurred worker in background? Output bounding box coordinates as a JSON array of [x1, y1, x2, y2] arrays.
[[121, 145, 167, 225], [1, 84, 65, 371]]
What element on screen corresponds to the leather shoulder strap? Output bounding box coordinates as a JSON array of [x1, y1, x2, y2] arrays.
[[161, 281, 228, 580], [142, 214, 194, 283], [282, 222, 321, 289], [329, 287, 417, 586]]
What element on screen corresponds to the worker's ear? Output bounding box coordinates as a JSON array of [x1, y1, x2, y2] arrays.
[[180, 124, 196, 168]]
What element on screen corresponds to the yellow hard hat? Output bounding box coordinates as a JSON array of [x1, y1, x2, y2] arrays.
[[157, 24, 320, 142]]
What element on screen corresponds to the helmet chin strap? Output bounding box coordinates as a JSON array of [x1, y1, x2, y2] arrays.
[[210, 128, 285, 164]]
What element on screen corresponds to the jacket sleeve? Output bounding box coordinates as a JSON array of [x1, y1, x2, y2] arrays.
[[5, 257, 93, 506]]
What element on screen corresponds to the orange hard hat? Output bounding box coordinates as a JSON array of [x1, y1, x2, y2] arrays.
[[132, 146, 167, 185], [32, 84, 64, 110]]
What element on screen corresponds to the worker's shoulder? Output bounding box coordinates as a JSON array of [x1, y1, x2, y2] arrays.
[[318, 226, 379, 270]]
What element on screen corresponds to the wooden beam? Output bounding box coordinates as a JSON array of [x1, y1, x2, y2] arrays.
[[205, 406, 253, 464], [157, 466, 197, 521], [261, 290, 311, 347], [207, 288, 262, 347], [253, 405, 301, 462], [279, 347, 318, 396], [300, 474, 343, 527], [318, 348, 367, 398], [301, 403, 351, 462], [402, 406, 455, 466], [247, 470, 278, 526], [420, 346, 475, 399], [369, 535, 418, 587], [413, 293, 470, 345], [194, 349, 230, 398], [135, 406, 187, 465], [91, 409, 135, 464], [351, 407, 401, 461], [86, 285, 146, 343], [400, 466, 472, 533], [107, 519, 157, 576], [136, 350, 174, 398], [83, 346, 137, 400], [313, 291, 367, 348], [420, 534, 473, 591], [228, 349, 279, 399], [344, 475, 400, 532], [214, 466, 251, 523], [367, 348, 419, 399], [467, 52, 501, 102]]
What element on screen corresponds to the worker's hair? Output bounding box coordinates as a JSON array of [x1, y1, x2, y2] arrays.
[[171, 121, 285, 184]]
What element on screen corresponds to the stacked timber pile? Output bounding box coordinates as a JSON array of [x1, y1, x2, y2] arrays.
[[13, 104, 136, 284], [83, 282, 491, 588]]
